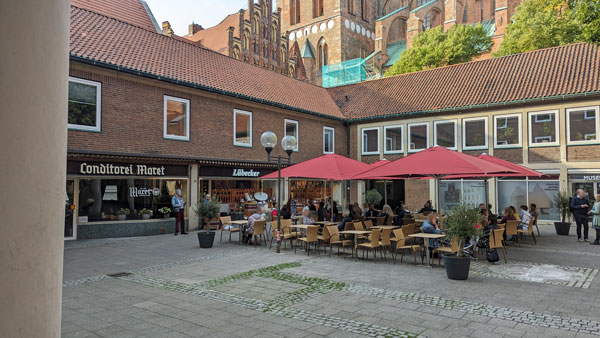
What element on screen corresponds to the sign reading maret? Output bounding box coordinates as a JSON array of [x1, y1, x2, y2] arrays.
[[232, 169, 260, 177], [80, 162, 166, 176]]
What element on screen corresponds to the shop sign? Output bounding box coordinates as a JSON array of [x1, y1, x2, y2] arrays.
[[129, 187, 160, 198], [68, 160, 189, 177], [232, 169, 261, 177], [569, 174, 600, 181]]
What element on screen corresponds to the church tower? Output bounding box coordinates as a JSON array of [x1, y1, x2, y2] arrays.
[[279, 0, 378, 85]]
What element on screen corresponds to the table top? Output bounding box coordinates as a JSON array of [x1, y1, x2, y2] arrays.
[[314, 221, 336, 225], [291, 216, 303, 219], [408, 233, 445, 239], [339, 230, 371, 235], [372, 226, 400, 230], [230, 220, 248, 224], [294, 224, 319, 229]]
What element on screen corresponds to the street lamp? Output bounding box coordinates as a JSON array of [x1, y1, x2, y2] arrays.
[[261, 131, 296, 253]]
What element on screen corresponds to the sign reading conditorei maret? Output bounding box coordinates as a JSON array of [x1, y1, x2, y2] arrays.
[[67, 160, 189, 177]]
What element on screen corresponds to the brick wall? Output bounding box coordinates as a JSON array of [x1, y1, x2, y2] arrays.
[[68, 65, 346, 162], [404, 179, 429, 211], [528, 147, 561, 163], [463, 149, 488, 157], [567, 145, 600, 162], [493, 148, 523, 163], [360, 155, 381, 164]]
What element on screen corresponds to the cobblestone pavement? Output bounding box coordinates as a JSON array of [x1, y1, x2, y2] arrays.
[[62, 224, 600, 338]]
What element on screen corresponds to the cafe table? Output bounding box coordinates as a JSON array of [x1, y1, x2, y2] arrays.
[[229, 220, 248, 243], [372, 225, 400, 230], [339, 230, 371, 261], [291, 215, 303, 224], [408, 233, 445, 267]]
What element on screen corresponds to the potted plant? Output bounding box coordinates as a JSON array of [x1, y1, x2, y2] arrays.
[[442, 203, 482, 280], [365, 189, 383, 206], [158, 207, 171, 218], [554, 191, 572, 235], [140, 208, 152, 220], [116, 208, 128, 221], [194, 196, 220, 248]]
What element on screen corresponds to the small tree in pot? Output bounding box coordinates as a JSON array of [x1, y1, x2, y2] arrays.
[[442, 203, 482, 280], [194, 197, 220, 248], [365, 189, 383, 206], [554, 191, 572, 236]]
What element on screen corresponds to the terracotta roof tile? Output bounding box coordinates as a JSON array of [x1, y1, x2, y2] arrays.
[[71, 0, 157, 32], [70, 6, 345, 119], [327, 43, 600, 120]]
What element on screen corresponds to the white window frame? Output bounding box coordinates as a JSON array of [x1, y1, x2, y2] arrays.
[[407, 122, 429, 152], [534, 113, 552, 123], [361, 127, 380, 155], [462, 117, 488, 150], [383, 124, 404, 154], [323, 126, 335, 154], [493, 114, 521, 148], [68, 77, 102, 132], [284, 119, 299, 152], [163, 95, 190, 141], [528, 110, 559, 147], [233, 109, 253, 147], [566, 106, 600, 145], [433, 120, 457, 150]]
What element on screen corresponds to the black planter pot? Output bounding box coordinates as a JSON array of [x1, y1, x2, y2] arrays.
[[197, 232, 215, 248], [442, 254, 471, 280], [554, 222, 571, 236]]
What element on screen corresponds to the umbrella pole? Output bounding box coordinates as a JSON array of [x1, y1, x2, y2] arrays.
[[435, 176, 441, 216], [384, 181, 388, 205]]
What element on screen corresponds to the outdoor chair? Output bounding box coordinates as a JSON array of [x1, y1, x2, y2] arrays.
[[295, 226, 319, 256], [353, 221, 368, 242], [433, 237, 459, 266], [386, 215, 394, 225], [327, 226, 352, 257], [392, 229, 422, 265], [533, 216, 541, 237], [318, 225, 331, 249], [379, 228, 393, 261], [363, 219, 373, 229], [517, 217, 536, 246], [219, 216, 239, 243], [505, 220, 519, 246], [376, 217, 385, 226], [252, 221, 266, 247], [358, 229, 381, 262], [490, 228, 507, 263]]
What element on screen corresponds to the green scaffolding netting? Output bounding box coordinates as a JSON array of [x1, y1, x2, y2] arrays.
[[322, 58, 366, 88]]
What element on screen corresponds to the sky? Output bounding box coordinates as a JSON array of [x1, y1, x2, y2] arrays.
[[145, 0, 248, 36]]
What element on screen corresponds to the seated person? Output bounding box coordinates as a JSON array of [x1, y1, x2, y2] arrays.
[[500, 207, 516, 224], [487, 204, 497, 222], [509, 205, 520, 222], [394, 202, 409, 226], [245, 206, 265, 244], [529, 203, 538, 223], [380, 204, 394, 224], [302, 206, 315, 225], [351, 203, 362, 219], [418, 200, 436, 214], [337, 209, 353, 231], [365, 204, 378, 218], [421, 212, 443, 248], [279, 205, 291, 220], [517, 205, 531, 230], [308, 200, 318, 220]]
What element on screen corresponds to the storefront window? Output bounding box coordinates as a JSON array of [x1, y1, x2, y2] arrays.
[[463, 117, 487, 150], [408, 123, 428, 152], [497, 179, 559, 221], [163, 96, 190, 141], [78, 178, 187, 222], [439, 180, 485, 211], [384, 125, 403, 154], [68, 77, 101, 131], [494, 114, 521, 147], [497, 180, 527, 217], [434, 121, 456, 149], [567, 106, 598, 144], [529, 111, 558, 145], [234, 109, 252, 147], [570, 181, 595, 203]]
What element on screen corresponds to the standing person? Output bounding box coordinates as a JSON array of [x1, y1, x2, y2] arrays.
[[203, 194, 211, 204], [571, 189, 591, 242], [290, 198, 297, 216], [589, 195, 600, 245], [171, 188, 188, 235], [331, 201, 339, 222], [308, 200, 317, 219], [271, 202, 278, 219], [317, 201, 328, 221]]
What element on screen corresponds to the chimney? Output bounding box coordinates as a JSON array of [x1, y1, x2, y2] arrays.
[[188, 23, 203, 35], [162, 21, 173, 36]]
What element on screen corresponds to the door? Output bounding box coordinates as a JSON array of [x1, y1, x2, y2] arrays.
[[65, 179, 76, 240]]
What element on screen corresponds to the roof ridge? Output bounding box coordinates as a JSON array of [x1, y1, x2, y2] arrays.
[[70, 5, 331, 92]]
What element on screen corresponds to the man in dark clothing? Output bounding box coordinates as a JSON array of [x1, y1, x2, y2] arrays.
[[571, 189, 591, 241]]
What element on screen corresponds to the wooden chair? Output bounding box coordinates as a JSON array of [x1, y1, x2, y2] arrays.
[[376, 217, 385, 226], [517, 217, 536, 246], [363, 219, 373, 230], [327, 226, 352, 257], [219, 216, 239, 243], [379, 228, 393, 261], [533, 216, 541, 237], [497, 223, 506, 229], [358, 229, 381, 262], [318, 225, 331, 249], [505, 220, 519, 246], [353, 221, 368, 241], [392, 229, 422, 265], [295, 226, 319, 256], [433, 237, 459, 266], [252, 221, 266, 246], [490, 228, 507, 263], [386, 215, 394, 225]]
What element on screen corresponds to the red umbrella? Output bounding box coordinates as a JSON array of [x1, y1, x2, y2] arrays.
[[261, 154, 373, 181], [444, 154, 543, 179]]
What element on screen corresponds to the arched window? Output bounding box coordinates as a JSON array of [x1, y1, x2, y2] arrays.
[[387, 17, 407, 42], [317, 38, 328, 70], [253, 15, 260, 34], [348, 0, 354, 14], [422, 11, 431, 31], [361, 0, 367, 21], [290, 0, 301, 24], [417, 0, 424, 6], [272, 22, 278, 42], [243, 29, 250, 50], [280, 45, 287, 62], [313, 0, 324, 17], [232, 46, 241, 59]]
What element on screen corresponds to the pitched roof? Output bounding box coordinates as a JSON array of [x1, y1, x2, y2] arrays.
[[185, 13, 239, 54], [71, 0, 158, 32], [383, 40, 407, 67], [69, 6, 345, 119], [301, 40, 315, 59], [327, 43, 600, 120]]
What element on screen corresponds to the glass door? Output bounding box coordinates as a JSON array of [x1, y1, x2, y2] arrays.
[[65, 180, 76, 240]]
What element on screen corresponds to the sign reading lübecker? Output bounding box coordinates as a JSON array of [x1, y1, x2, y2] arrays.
[[232, 169, 260, 177]]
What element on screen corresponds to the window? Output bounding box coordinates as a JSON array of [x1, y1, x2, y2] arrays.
[[233, 109, 252, 147], [440, 180, 485, 211], [567, 106, 599, 144], [68, 77, 101, 131], [362, 127, 380, 155], [361, 0, 367, 21], [318, 38, 328, 69], [323, 126, 335, 154], [290, 0, 301, 24], [462, 117, 488, 150], [348, 0, 354, 14], [163, 96, 190, 141], [313, 0, 324, 17], [284, 119, 298, 152], [384, 125, 403, 154], [497, 178, 560, 221], [494, 114, 521, 148], [408, 122, 429, 152], [529, 110, 559, 146], [434, 120, 457, 149], [423, 11, 431, 30]]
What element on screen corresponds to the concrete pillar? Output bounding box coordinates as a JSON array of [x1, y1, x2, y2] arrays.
[[0, 0, 69, 337]]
